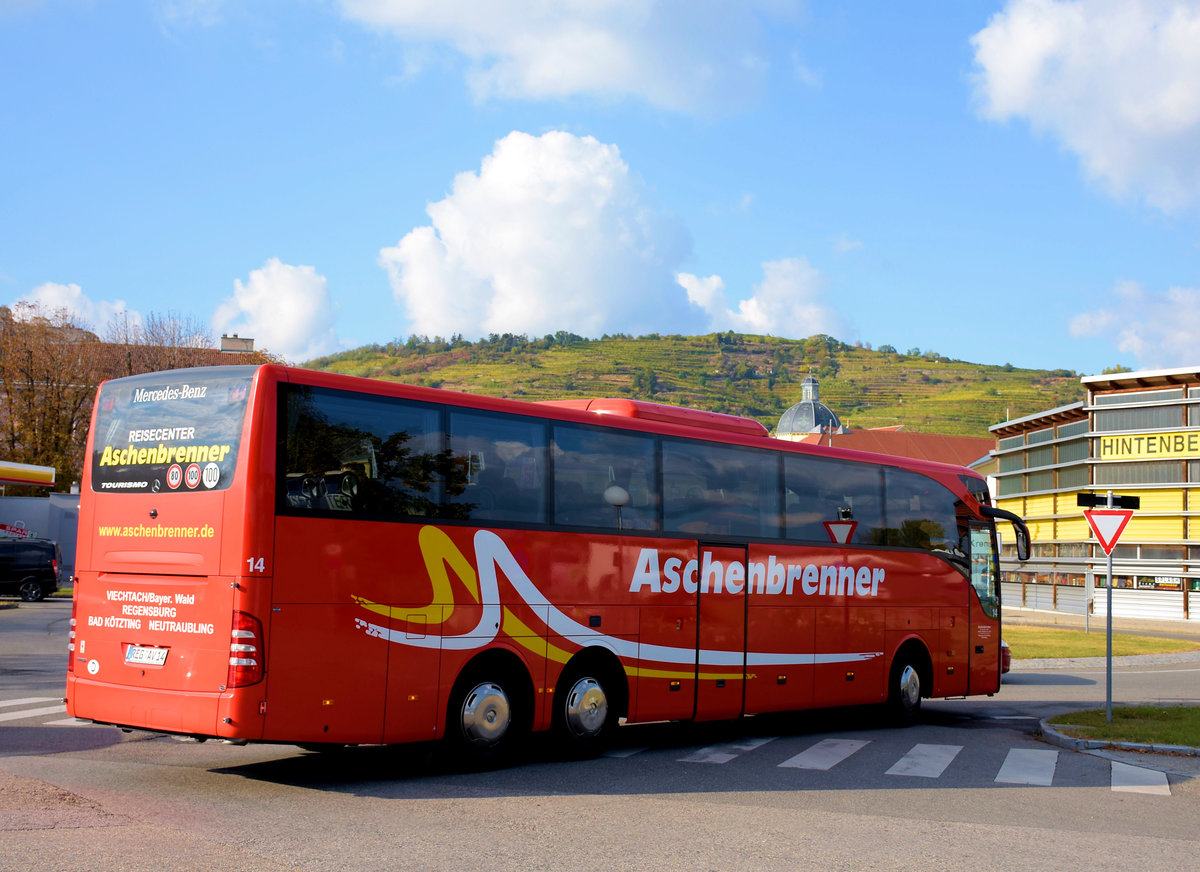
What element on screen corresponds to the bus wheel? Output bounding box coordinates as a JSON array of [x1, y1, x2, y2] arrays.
[[447, 668, 529, 766], [18, 579, 44, 602], [554, 663, 621, 757], [887, 654, 923, 724]]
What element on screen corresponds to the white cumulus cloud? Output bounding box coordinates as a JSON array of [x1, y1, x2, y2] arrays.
[[338, 0, 792, 113], [971, 0, 1200, 210], [1069, 280, 1200, 367], [17, 282, 136, 332], [678, 257, 847, 338], [213, 258, 340, 362], [380, 130, 700, 340]]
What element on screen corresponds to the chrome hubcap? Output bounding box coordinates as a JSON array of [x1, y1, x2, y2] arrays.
[[563, 677, 608, 738], [460, 682, 511, 746], [898, 664, 920, 710]]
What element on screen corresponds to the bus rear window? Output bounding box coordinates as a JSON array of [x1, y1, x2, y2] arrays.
[[90, 367, 255, 494]]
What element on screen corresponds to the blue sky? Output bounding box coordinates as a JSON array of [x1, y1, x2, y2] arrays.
[[3, 1, 1199, 372]]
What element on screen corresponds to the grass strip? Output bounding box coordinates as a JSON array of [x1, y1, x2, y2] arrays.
[[1048, 706, 1200, 748], [1004, 625, 1200, 659]]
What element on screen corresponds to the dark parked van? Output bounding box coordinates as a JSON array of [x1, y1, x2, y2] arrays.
[[0, 537, 62, 601]]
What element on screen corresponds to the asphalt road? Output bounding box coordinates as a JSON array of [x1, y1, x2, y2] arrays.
[[3, 599, 1198, 872]]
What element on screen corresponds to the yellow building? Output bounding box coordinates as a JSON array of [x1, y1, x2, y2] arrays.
[[990, 366, 1200, 620]]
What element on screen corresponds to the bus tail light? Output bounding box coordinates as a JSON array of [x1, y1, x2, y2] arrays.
[[67, 601, 78, 674], [227, 611, 264, 687]]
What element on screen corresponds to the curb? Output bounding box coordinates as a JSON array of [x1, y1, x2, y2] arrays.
[[1039, 718, 1200, 758]]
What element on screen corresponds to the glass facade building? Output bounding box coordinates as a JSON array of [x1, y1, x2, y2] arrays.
[[990, 367, 1200, 599]]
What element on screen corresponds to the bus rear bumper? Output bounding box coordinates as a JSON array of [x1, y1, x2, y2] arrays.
[[66, 675, 257, 740]]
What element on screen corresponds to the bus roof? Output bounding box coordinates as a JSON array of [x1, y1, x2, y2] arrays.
[[538, 398, 770, 439]]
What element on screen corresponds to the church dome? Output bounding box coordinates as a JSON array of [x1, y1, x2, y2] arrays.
[[776, 376, 848, 438]]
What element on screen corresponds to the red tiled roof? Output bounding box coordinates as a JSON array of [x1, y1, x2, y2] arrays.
[[792, 429, 992, 467]]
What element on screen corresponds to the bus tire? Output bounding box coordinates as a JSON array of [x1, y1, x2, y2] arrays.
[[553, 656, 623, 757], [887, 647, 925, 725], [446, 661, 530, 767], [19, 578, 45, 602]]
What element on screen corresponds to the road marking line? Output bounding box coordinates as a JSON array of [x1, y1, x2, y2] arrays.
[[0, 697, 58, 709], [0, 704, 67, 723], [679, 737, 776, 764], [43, 717, 93, 727], [886, 743, 962, 778], [1111, 761, 1171, 795], [778, 738, 870, 771], [603, 747, 646, 758], [995, 749, 1058, 786]]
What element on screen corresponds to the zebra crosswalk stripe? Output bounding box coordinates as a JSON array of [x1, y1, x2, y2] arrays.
[[1111, 761, 1171, 795], [778, 738, 870, 771], [0, 704, 67, 723], [679, 737, 776, 764], [0, 697, 58, 709], [886, 743, 963, 778], [995, 749, 1058, 786]]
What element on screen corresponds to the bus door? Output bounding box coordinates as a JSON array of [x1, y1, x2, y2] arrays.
[[695, 544, 747, 722], [967, 523, 1002, 695]]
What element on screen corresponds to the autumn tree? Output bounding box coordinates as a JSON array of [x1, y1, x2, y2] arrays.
[[103, 310, 219, 375], [0, 303, 103, 492], [1, 304, 278, 492]]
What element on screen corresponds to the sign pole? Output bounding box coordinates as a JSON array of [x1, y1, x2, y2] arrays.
[[1078, 490, 1137, 724], [1084, 567, 1092, 635], [1105, 490, 1113, 724]]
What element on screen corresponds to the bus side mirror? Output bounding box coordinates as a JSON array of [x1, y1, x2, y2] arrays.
[[1013, 523, 1030, 562], [980, 506, 1031, 562]]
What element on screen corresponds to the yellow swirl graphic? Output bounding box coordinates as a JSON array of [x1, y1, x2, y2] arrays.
[[352, 526, 479, 624]]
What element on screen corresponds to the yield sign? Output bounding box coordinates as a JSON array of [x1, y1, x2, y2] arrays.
[[1083, 509, 1134, 555], [824, 520, 858, 545]]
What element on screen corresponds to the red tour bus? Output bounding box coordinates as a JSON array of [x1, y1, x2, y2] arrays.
[[66, 364, 1030, 759]]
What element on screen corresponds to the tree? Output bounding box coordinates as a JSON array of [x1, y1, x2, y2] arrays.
[[103, 310, 218, 375], [1, 304, 279, 492], [0, 303, 103, 492]]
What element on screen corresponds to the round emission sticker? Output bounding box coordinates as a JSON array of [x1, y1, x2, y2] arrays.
[[202, 462, 220, 489], [184, 463, 202, 489], [166, 464, 183, 490]]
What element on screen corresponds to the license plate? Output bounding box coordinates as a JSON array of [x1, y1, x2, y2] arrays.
[[125, 645, 168, 666]]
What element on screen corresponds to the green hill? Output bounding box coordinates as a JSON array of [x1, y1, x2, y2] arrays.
[[303, 332, 1084, 438]]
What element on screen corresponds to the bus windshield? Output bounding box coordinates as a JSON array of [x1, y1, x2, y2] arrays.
[[90, 366, 255, 494]]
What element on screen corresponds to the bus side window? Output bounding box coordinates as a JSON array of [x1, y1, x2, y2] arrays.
[[882, 468, 963, 561], [663, 441, 778, 538], [449, 411, 548, 525], [552, 424, 658, 530], [280, 385, 446, 519], [784, 455, 884, 544]]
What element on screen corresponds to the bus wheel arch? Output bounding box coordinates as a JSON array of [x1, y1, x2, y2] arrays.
[[445, 648, 534, 765], [553, 647, 627, 756], [887, 638, 931, 724]]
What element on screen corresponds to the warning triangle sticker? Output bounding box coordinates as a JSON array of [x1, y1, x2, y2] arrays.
[[1083, 509, 1134, 555], [824, 520, 858, 545]]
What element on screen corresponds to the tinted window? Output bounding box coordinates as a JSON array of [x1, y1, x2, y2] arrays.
[[664, 441, 780, 538], [882, 468, 962, 554], [552, 424, 658, 530], [280, 385, 463, 518], [784, 454, 884, 544], [448, 411, 548, 525], [91, 367, 254, 494]]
